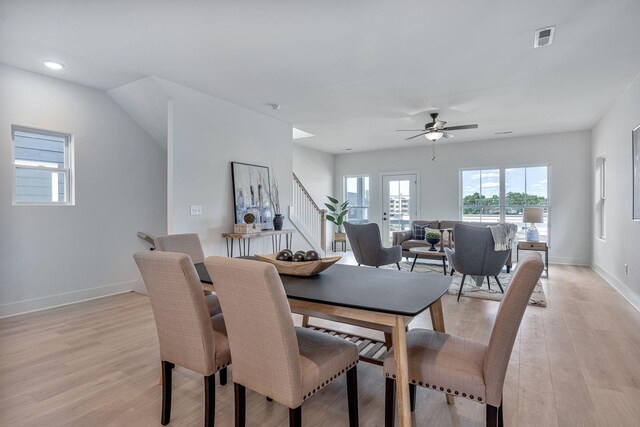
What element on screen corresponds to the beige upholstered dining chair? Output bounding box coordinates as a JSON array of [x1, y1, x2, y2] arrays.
[[134, 251, 231, 427], [155, 233, 222, 316], [383, 252, 544, 427], [204, 256, 360, 427]]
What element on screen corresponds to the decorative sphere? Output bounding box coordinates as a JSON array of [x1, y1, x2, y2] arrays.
[[305, 250, 320, 261], [292, 253, 305, 262], [276, 251, 292, 261]]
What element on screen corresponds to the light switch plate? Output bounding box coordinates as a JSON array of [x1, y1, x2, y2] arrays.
[[190, 205, 202, 215]]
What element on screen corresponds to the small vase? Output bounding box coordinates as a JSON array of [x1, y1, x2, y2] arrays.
[[426, 238, 440, 251], [273, 214, 284, 231]]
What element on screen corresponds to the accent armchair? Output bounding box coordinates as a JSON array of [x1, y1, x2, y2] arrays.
[[344, 222, 402, 270], [444, 224, 512, 301]]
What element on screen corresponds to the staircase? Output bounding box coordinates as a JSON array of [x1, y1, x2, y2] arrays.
[[289, 173, 327, 256]]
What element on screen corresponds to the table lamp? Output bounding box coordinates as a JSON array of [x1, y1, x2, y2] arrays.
[[523, 207, 544, 241]]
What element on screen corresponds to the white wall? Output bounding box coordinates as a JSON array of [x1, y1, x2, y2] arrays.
[[155, 79, 294, 256], [293, 144, 335, 245], [335, 130, 592, 265], [0, 64, 167, 317], [591, 72, 640, 308]]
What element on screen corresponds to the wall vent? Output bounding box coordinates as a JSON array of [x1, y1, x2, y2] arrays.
[[534, 26, 555, 48]]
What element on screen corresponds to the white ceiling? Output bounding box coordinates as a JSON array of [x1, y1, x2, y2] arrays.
[[2, 0, 640, 153]]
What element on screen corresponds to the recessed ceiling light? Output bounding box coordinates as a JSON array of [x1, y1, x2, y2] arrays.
[[494, 131, 513, 135], [345, 148, 353, 151], [293, 128, 314, 139], [43, 60, 66, 70]]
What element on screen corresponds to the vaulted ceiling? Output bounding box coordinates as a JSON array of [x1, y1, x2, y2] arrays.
[[2, 0, 640, 152]]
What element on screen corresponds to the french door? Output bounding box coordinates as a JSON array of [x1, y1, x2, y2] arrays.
[[381, 174, 418, 246]]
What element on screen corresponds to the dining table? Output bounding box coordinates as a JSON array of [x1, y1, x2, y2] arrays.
[[195, 260, 453, 427]]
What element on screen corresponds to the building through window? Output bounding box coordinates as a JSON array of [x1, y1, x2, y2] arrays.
[[12, 126, 74, 205], [344, 175, 369, 224]]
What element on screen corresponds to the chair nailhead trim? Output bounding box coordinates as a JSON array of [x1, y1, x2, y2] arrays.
[[462, 393, 466, 397], [455, 391, 459, 395], [447, 389, 451, 393], [478, 397, 482, 401], [440, 387, 444, 391], [470, 395, 474, 399]]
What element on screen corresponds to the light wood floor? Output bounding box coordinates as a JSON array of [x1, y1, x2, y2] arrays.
[[1, 262, 640, 426]]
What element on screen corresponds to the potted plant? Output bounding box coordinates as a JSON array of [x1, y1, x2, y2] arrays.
[[325, 196, 349, 240], [426, 231, 441, 252]]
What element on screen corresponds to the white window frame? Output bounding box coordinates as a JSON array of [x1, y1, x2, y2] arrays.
[[12, 125, 75, 206], [459, 164, 551, 243], [343, 174, 370, 224], [598, 155, 606, 240]]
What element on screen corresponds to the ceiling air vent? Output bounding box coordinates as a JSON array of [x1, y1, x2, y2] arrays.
[[534, 26, 555, 48]]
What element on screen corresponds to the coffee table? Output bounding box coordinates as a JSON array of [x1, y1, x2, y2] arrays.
[[410, 246, 448, 275]]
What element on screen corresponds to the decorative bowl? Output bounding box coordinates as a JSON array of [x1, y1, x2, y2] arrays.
[[255, 253, 341, 276]]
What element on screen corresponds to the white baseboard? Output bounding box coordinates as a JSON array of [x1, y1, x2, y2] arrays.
[[0, 280, 137, 318], [592, 264, 640, 312]]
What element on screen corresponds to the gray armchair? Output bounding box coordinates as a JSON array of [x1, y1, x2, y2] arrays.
[[445, 224, 511, 301], [344, 222, 402, 270]]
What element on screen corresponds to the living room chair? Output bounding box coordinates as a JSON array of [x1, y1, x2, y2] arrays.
[[155, 233, 222, 316], [444, 224, 511, 301], [344, 222, 402, 270], [204, 256, 360, 427], [383, 252, 544, 427], [133, 251, 231, 427]]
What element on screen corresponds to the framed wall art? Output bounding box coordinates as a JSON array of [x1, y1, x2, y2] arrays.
[[231, 162, 273, 228]]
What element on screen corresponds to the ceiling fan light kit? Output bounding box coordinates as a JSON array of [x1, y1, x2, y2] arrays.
[[396, 112, 478, 160], [425, 131, 443, 141]]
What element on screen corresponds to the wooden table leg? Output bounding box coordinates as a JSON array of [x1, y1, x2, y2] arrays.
[[429, 298, 455, 405], [392, 315, 412, 427]]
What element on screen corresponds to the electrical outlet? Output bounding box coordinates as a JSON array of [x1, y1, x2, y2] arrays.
[[624, 264, 628, 275], [190, 205, 202, 215]]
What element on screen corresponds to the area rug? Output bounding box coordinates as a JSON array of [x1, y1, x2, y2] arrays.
[[387, 261, 547, 307]]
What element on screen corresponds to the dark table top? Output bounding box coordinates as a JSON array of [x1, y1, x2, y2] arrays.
[[195, 261, 451, 317]]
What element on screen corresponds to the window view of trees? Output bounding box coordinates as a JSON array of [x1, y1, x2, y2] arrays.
[[462, 192, 548, 214], [461, 166, 549, 241]]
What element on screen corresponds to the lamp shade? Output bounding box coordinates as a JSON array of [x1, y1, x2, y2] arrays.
[[523, 207, 544, 224]]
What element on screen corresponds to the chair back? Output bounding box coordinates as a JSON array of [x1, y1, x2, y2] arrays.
[[133, 251, 217, 375], [204, 256, 303, 408], [155, 233, 205, 264], [450, 224, 510, 276], [483, 252, 544, 406], [344, 222, 384, 266]]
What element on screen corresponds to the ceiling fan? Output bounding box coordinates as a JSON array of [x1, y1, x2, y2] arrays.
[[396, 112, 478, 141]]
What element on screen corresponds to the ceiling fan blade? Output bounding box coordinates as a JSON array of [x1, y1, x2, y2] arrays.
[[443, 124, 478, 131], [396, 129, 427, 132], [405, 132, 429, 140], [442, 131, 454, 139], [434, 120, 447, 130]]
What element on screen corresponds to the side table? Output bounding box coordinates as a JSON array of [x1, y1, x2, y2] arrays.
[[517, 241, 549, 277]]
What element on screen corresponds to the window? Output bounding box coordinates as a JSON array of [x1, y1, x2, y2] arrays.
[[344, 175, 369, 224], [598, 156, 606, 239], [12, 126, 74, 205], [461, 166, 549, 241]]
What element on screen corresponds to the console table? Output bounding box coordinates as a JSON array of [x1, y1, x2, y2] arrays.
[[221, 229, 295, 257]]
